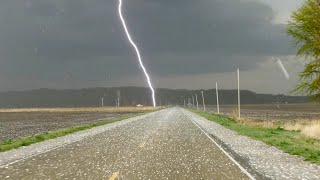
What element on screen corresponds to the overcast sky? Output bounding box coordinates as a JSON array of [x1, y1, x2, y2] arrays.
[[0, 0, 305, 94]]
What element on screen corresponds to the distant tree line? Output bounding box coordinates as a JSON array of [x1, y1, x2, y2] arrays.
[[0, 87, 309, 108]]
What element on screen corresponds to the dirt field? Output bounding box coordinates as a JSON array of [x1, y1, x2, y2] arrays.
[[205, 103, 320, 122], [0, 107, 158, 141]]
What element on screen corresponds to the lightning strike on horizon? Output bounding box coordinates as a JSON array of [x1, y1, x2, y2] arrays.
[[118, 0, 156, 107]]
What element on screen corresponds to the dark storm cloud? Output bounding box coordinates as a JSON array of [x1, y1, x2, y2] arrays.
[[0, 0, 295, 91]]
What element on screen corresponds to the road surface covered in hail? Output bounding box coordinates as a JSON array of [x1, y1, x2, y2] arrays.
[[0, 107, 251, 179]]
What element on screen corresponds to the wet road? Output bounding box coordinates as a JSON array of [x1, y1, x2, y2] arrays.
[[0, 107, 251, 179]]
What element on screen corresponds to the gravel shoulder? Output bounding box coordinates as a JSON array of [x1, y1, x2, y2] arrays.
[[182, 108, 320, 180]]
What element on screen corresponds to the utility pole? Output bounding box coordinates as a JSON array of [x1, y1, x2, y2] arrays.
[[195, 94, 199, 110], [117, 90, 121, 107], [216, 82, 220, 114], [192, 95, 195, 108], [237, 68, 241, 119], [201, 91, 206, 111], [101, 97, 104, 107]]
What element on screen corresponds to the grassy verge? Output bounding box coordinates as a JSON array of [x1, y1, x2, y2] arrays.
[[191, 109, 320, 164], [0, 114, 141, 152]]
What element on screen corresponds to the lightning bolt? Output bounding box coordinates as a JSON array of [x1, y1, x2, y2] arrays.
[[118, 0, 156, 107], [273, 57, 290, 80]]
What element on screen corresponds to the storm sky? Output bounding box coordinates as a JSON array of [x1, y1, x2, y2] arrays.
[[0, 0, 304, 94]]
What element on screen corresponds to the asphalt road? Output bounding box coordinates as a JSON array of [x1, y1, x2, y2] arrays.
[[0, 107, 251, 179]]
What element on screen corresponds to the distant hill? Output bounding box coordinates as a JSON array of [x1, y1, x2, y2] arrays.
[[0, 87, 309, 108]]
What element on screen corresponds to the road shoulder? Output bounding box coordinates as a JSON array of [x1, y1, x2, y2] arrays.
[[183, 108, 320, 180], [0, 110, 163, 167]]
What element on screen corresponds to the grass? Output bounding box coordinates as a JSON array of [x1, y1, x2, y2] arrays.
[[0, 114, 140, 152], [230, 108, 320, 139], [191, 109, 320, 164], [283, 120, 320, 139]]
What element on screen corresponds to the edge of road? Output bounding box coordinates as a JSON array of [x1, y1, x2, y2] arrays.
[[0, 108, 167, 168], [182, 108, 268, 180]]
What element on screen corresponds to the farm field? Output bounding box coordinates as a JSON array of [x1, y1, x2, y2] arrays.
[[0, 107, 157, 141], [205, 103, 320, 122]]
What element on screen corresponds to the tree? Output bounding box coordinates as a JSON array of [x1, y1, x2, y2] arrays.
[[287, 0, 320, 100]]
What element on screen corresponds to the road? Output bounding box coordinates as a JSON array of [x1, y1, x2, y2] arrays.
[[0, 107, 252, 179]]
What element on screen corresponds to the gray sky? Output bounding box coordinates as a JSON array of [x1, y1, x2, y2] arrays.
[[0, 0, 305, 94]]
